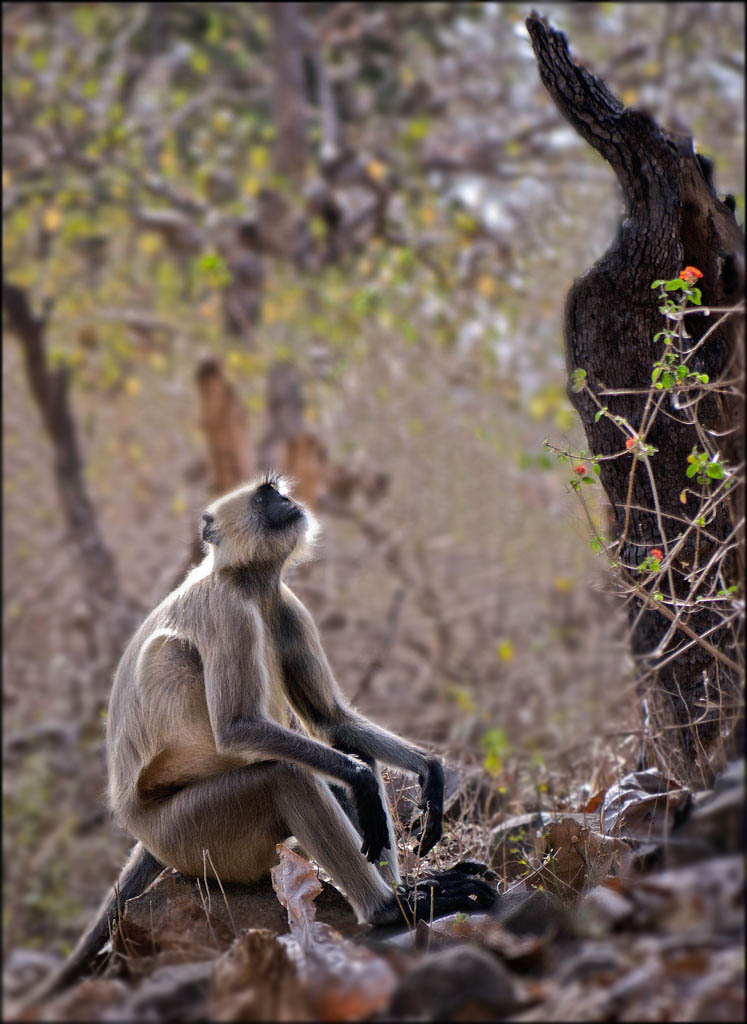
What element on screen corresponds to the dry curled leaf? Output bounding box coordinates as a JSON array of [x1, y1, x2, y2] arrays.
[[601, 769, 690, 841], [271, 844, 397, 1021]]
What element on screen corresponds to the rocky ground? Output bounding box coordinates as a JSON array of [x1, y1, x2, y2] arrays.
[[5, 760, 743, 1022]]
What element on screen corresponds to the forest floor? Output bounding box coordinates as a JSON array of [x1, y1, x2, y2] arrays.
[[4, 754, 743, 1022]]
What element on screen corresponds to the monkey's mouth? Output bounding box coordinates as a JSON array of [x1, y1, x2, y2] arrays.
[[265, 503, 305, 530]]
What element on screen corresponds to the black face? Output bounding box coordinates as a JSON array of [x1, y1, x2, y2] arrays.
[[252, 483, 304, 530]]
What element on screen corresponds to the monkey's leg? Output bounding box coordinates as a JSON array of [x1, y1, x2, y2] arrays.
[[128, 762, 395, 924], [274, 766, 398, 921], [330, 762, 401, 886]]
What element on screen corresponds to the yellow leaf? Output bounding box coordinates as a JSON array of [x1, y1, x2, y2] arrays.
[[621, 89, 638, 107], [148, 352, 167, 372], [170, 492, 187, 516], [680, 489, 688, 504], [366, 158, 387, 183], [554, 576, 574, 593], [43, 207, 62, 231], [419, 205, 436, 227], [476, 274, 495, 298], [528, 396, 548, 420], [124, 376, 141, 397], [496, 639, 514, 662], [2, 169, 11, 189], [138, 232, 162, 255], [447, 685, 477, 715], [262, 301, 279, 325]]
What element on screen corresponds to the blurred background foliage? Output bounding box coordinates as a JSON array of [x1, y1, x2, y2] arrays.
[[2, 2, 744, 957]]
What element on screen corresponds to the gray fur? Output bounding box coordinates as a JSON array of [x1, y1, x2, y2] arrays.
[[106, 475, 441, 921]]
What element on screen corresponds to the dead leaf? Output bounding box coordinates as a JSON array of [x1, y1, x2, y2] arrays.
[[270, 844, 323, 948], [601, 769, 690, 841], [583, 789, 606, 813], [538, 818, 629, 894], [270, 844, 397, 1021]]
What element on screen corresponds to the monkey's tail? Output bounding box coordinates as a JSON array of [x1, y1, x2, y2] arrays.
[[27, 841, 164, 1005]]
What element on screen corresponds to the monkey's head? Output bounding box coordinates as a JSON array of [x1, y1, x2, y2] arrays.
[[201, 473, 319, 570]]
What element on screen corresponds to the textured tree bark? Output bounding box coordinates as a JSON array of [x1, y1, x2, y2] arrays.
[[527, 15, 744, 785], [195, 357, 253, 496], [268, 2, 310, 185], [257, 362, 327, 510], [3, 279, 135, 693]]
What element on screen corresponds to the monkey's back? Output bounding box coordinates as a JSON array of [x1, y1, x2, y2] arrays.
[[106, 570, 238, 821]]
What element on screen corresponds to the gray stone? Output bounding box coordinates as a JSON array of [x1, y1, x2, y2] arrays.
[[388, 944, 519, 1021]]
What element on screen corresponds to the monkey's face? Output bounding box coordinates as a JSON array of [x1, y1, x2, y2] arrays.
[[203, 474, 317, 569]]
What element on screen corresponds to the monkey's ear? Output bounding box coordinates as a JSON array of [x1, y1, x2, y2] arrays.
[[202, 513, 219, 545]]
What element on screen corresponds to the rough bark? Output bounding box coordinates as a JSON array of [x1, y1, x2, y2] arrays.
[[527, 15, 744, 785], [268, 2, 310, 185], [3, 279, 135, 690], [257, 361, 327, 510], [195, 357, 253, 495]]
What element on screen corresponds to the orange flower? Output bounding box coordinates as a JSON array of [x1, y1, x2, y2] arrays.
[[625, 437, 637, 450], [650, 548, 663, 560], [679, 266, 703, 283], [573, 464, 586, 475]]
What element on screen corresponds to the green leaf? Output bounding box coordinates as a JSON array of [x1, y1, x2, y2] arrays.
[[581, 475, 596, 484], [686, 464, 699, 478], [665, 279, 685, 291], [676, 364, 688, 379], [705, 463, 724, 479], [698, 373, 709, 384], [594, 406, 607, 422], [651, 367, 663, 383]]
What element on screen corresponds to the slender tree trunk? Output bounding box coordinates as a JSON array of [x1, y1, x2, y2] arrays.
[[268, 2, 309, 185], [3, 280, 135, 698], [527, 15, 744, 786]]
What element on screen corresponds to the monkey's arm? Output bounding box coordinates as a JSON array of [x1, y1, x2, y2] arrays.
[[277, 588, 444, 854], [201, 618, 390, 862]]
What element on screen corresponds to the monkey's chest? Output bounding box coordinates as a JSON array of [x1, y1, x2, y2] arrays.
[[262, 632, 290, 727]]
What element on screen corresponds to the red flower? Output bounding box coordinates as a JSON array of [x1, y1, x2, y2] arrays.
[[573, 464, 586, 475], [625, 437, 637, 450], [679, 266, 703, 283], [650, 548, 663, 560]]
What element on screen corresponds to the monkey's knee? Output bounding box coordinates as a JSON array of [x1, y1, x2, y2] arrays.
[[125, 765, 288, 882]]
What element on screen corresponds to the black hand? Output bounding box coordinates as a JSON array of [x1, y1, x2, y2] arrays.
[[350, 765, 390, 863], [415, 757, 444, 856]]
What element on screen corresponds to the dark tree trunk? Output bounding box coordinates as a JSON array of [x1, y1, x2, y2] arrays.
[[268, 2, 309, 185], [527, 15, 744, 786], [3, 280, 136, 700]]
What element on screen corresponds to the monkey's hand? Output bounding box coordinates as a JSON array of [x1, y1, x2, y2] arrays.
[[414, 756, 444, 857], [349, 764, 390, 863]]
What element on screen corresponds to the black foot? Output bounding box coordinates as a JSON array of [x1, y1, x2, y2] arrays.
[[371, 872, 497, 926]]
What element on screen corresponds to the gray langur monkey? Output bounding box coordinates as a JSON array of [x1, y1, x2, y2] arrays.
[[37, 473, 496, 997]]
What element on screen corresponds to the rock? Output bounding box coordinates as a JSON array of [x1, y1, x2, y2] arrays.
[[2, 949, 62, 1000], [555, 942, 626, 984], [128, 961, 214, 1021], [668, 758, 744, 864], [496, 889, 570, 939], [387, 944, 519, 1021], [23, 978, 130, 1022], [575, 883, 634, 935], [210, 930, 309, 1021], [118, 866, 361, 968]]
